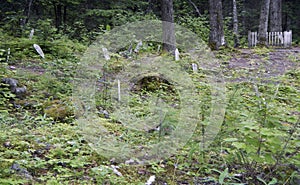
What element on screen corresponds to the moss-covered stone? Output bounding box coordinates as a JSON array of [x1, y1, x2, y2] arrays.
[[43, 100, 73, 121]]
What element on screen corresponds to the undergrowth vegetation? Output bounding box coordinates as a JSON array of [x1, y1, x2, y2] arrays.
[[0, 31, 299, 185]]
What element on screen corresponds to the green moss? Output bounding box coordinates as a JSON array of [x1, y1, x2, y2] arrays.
[[43, 100, 73, 121]]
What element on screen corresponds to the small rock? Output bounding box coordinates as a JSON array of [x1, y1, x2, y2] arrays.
[[111, 165, 122, 176], [98, 107, 110, 119], [3, 141, 11, 148], [33, 149, 43, 157], [137, 168, 147, 175], [11, 163, 21, 171], [145, 175, 155, 185], [110, 158, 116, 164], [1, 78, 27, 97], [10, 162, 33, 180], [13, 103, 21, 109], [67, 141, 76, 146], [45, 143, 52, 150], [125, 158, 135, 165], [14, 86, 27, 97], [103, 110, 110, 119], [9, 66, 16, 70], [1, 78, 18, 90]]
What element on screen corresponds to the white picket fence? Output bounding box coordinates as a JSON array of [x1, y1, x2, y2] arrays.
[[248, 30, 292, 48]]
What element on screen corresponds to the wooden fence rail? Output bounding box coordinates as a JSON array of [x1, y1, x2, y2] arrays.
[[248, 30, 292, 48]]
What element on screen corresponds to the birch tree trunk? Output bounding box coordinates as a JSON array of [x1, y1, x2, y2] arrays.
[[209, 0, 225, 50], [161, 0, 176, 54], [258, 0, 271, 46], [270, 0, 282, 32], [233, 0, 240, 48]]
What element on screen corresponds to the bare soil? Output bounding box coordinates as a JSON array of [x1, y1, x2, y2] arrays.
[[223, 47, 300, 83]]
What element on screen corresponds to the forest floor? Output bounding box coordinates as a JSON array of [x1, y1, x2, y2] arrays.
[[0, 47, 299, 185], [11, 47, 300, 83]]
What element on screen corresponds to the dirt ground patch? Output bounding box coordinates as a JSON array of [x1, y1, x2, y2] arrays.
[[222, 47, 300, 83]]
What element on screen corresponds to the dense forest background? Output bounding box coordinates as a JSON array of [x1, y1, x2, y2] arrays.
[[1, 0, 300, 45]]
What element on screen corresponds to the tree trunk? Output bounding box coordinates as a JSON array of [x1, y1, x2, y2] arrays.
[[241, 0, 247, 36], [63, 6, 67, 25], [270, 0, 282, 32], [209, 0, 225, 50], [258, 0, 271, 46], [21, 0, 34, 27], [54, 3, 62, 30], [161, 0, 176, 54], [233, 0, 240, 48], [146, 0, 153, 14]]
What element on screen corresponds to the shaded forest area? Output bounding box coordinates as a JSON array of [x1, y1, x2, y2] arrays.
[[1, 0, 300, 45]]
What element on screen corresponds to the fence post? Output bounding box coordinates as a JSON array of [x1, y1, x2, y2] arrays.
[[281, 32, 284, 46], [284, 30, 292, 48], [284, 31, 288, 47], [279, 32, 281, 46], [283, 31, 288, 48], [273, 32, 275, 46], [254, 32, 257, 46], [268, 32, 270, 46], [290, 30, 293, 47], [290, 30, 292, 47], [248, 31, 251, 47]]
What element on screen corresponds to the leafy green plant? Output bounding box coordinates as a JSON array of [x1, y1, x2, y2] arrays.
[[33, 19, 58, 41], [177, 15, 210, 42], [0, 49, 7, 62], [253, 47, 273, 56], [211, 168, 242, 185], [287, 53, 299, 63], [220, 80, 299, 184], [257, 177, 278, 185], [149, 162, 167, 174]]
